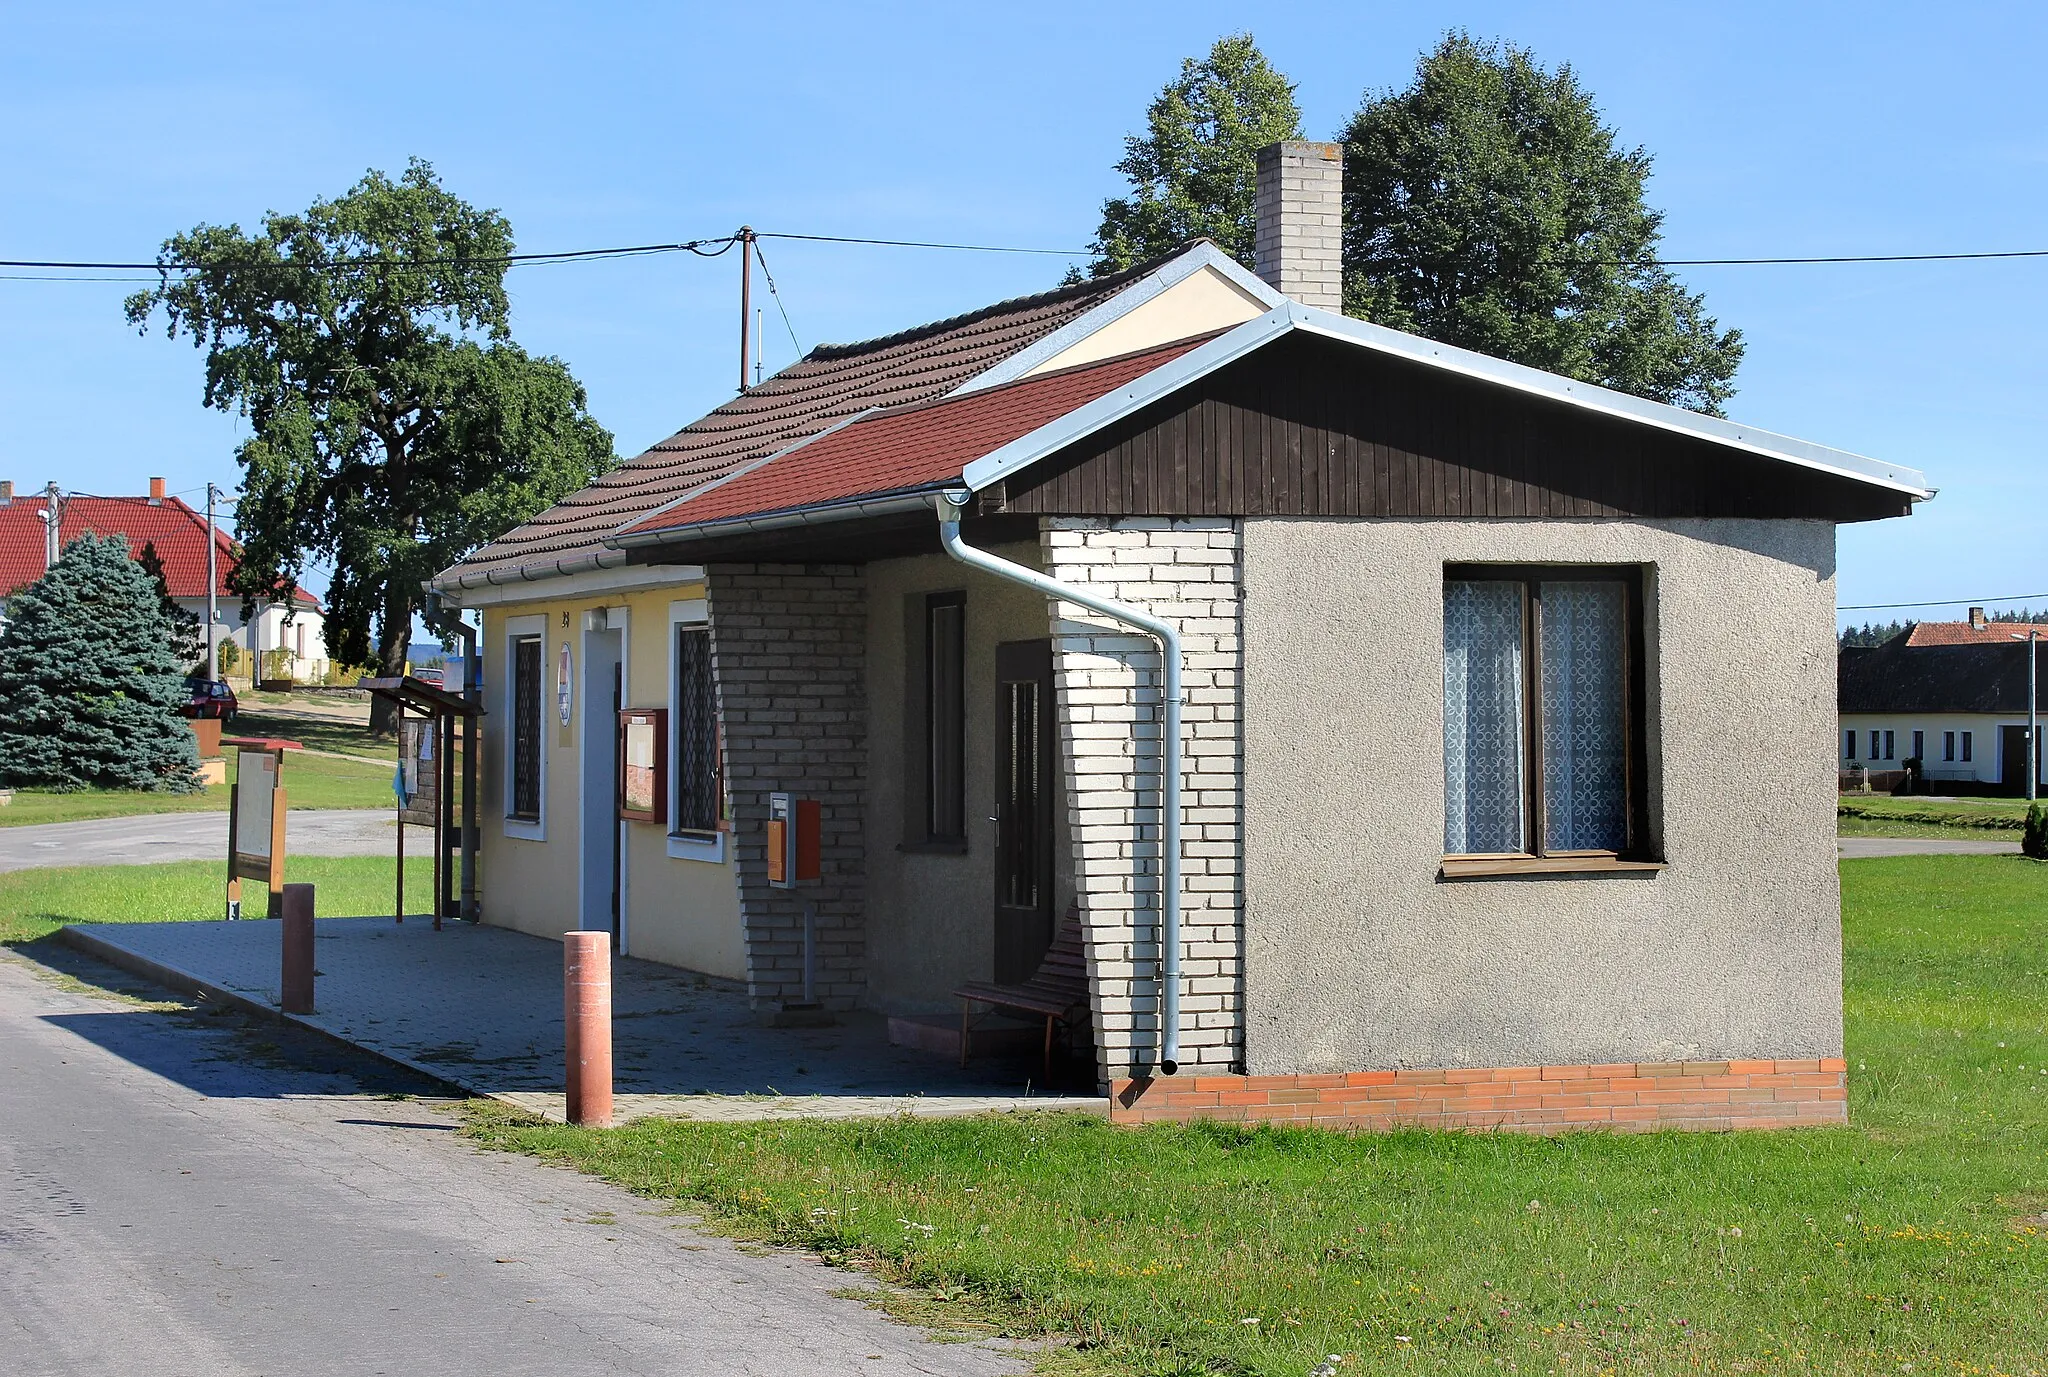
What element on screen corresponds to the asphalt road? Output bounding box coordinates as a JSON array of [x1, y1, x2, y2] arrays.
[[0, 951, 1024, 1376], [0, 809, 394, 872], [1835, 835, 2022, 858]]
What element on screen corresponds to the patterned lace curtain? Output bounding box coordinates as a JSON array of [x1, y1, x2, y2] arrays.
[[1540, 582, 1627, 851], [1443, 581, 1525, 853]]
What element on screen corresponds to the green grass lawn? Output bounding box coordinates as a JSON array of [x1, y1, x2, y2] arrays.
[[1, 749, 398, 828], [0, 856, 437, 945], [233, 705, 394, 761], [1837, 795, 2032, 838], [467, 856, 2048, 1376]]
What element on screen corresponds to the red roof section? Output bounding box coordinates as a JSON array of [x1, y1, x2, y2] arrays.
[[0, 493, 319, 608], [622, 335, 1214, 537], [1906, 621, 2048, 646]]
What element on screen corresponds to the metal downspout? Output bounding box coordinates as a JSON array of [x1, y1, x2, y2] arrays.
[[934, 491, 1184, 1075]]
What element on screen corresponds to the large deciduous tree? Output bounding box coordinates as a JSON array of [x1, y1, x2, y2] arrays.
[[126, 159, 616, 733], [1342, 35, 1743, 413], [0, 535, 198, 792], [1083, 33, 1303, 275]]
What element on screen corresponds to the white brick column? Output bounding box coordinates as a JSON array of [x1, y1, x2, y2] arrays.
[[1040, 518, 1244, 1082], [703, 563, 868, 1016]]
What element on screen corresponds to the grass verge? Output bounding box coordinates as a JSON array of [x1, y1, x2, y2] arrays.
[[0, 856, 438, 945], [1837, 795, 2029, 839], [466, 857, 2048, 1376], [1, 750, 398, 827]]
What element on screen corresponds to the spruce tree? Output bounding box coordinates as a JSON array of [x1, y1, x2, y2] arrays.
[[137, 539, 205, 671], [0, 534, 200, 792]]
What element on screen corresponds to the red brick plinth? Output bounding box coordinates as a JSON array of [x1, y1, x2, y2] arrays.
[[1110, 1058, 1848, 1133]]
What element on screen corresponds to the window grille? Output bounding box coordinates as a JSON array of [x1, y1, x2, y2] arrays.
[[673, 626, 722, 833], [510, 636, 542, 820]]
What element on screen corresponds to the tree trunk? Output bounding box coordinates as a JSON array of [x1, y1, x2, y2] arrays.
[[367, 587, 413, 738]]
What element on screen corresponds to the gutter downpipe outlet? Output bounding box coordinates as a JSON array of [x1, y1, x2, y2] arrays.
[[934, 490, 1183, 1076]]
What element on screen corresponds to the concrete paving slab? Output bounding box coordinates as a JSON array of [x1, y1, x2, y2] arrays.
[[0, 809, 394, 871], [60, 916, 1103, 1125], [1836, 836, 2023, 858]]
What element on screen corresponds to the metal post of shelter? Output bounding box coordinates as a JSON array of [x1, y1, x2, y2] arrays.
[[362, 674, 483, 934]]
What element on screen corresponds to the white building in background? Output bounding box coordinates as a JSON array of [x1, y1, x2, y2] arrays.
[[1839, 609, 2047, 791], [0, 477, 329, 682]]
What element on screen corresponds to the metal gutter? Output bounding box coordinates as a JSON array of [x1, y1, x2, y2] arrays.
[[933, 489, 1185, 1076], [606, 488, 941, 554], [430, 547, 633, 595]]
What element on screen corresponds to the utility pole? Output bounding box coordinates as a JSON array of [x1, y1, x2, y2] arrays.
[[736, 226, 756, 393], [204, 483, 222, 681], [2013, 628, 2041, 802], [40, 481, 64, 571]]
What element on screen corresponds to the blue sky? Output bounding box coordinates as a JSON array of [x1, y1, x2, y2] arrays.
[[3, 1, 2041, 622]]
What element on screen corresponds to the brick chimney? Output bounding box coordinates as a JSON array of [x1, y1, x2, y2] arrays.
[[148, 476, 166, 504], [1969, 606, 1987, 631], [0, 480, 11, 505], [1254, 140, 1343, 311]]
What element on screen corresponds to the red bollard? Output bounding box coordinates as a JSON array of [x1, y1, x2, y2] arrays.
[[280, 883, 315, 1014], [563, 932, 613, 1128]]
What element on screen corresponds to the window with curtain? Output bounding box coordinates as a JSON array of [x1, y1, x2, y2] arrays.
[[1443, 568, 1645, 859], [672, 625, 723, 834]]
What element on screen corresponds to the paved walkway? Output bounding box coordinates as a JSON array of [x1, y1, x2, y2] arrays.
[[0, 809, 393, 872], [60, 917, 1101, 1125], [1837, 835, 2022, 858], [0, 953, 1025, 1376]]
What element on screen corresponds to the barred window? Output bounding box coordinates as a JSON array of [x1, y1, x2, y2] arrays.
[[925, 592, 966, 842], [672, 625, 722, 834], [510, 635, 542, 821]]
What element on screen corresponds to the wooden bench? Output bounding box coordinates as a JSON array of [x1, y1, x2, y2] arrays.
[[953, 907, 1089, 1082]]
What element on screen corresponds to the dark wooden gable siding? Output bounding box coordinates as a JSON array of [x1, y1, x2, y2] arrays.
[[993, 332, 1911, 523]]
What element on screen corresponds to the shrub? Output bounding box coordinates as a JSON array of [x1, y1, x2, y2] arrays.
[[2024, 801, 2048, 860]]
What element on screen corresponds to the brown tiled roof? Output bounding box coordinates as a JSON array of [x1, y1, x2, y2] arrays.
[[620, 335, 1217, 538], [442, 258, 1170, 586], [1904, 621, 2048, 646], [1840, 633, 2048, 714]]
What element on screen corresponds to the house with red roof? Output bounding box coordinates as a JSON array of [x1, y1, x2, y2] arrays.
[[0, 478, 327, 681], [432, 142, 1928, 1132], [1838, 608, 2046, 791]]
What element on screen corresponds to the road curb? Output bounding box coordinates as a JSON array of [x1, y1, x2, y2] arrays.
[[54, 924, 484, 1104]]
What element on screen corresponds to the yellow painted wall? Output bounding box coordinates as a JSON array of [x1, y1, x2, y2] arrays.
[[1023, 265, 1266, 375], [477, 581, 745, 979]]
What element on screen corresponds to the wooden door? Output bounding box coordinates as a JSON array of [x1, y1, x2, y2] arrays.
[[2001, 725, 2036, 795], [993, 640, 1055, 984]]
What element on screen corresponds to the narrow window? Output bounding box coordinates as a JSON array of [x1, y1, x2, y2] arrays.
[[1883, 730, 1895, 761], [1944, 731, 1956, 762], [1869, 730, 1881, 761], [1912, 730, 1924, 762], [924, 592, 966, 843], [510, 635, 542, 821], [671, 625, 723, 834], [1443, 567, 1646, 859], [1962, 731, 1974, 762], [1846, 730, 1858, 760]]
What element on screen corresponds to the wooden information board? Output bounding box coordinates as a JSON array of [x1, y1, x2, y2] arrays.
[[226, 746, 287, 920]]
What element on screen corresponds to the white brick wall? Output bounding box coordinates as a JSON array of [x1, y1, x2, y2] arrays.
[[704, 563, 868, 1015], [1040, 517, 1245, 1081]]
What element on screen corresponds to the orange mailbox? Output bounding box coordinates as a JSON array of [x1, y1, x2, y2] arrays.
[[765, 792, 821, 889]]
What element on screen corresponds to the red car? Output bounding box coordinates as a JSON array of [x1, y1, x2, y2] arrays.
[[181, 678, 239, 722]]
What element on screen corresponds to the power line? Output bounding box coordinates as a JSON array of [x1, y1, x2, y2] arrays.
[[1839, 593, 2048, 611], [751, 241, 802, 357], [0, 236, 743, 274], [757, 231, 1088, 257]]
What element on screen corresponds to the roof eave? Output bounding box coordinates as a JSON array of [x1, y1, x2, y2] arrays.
[[605, 487, 945, 556]]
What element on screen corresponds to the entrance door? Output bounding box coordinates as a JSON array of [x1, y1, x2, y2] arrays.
[[579, 625, 625, 947], [993, 640, 1055, 984], [2000, 724, 2038, 796]]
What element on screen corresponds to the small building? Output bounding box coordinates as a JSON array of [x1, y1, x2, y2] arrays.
[[433, 142, 1928, 1132], [0, 478, 327, 681], [1839, 609, 2046, 792]]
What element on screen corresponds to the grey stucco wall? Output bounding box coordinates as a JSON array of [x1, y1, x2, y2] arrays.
[[862, 545, 1075, 1015], [1240, 517, 1843, 1073]]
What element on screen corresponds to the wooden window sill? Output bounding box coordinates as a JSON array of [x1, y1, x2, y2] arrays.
[[1440, 855, 1666, 879]]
